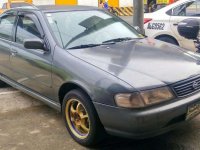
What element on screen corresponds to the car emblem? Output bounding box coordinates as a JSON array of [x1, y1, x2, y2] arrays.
[[193, 81, 199, 90]]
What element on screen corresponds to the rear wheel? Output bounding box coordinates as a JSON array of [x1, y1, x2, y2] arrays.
[[62, 89, 106, 146], [156, 36, 179, 45]]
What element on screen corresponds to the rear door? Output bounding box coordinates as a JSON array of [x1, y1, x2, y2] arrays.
[[170, 0, 200, 50], [11, 12, 53, 98], [0, 12, 16, 79]]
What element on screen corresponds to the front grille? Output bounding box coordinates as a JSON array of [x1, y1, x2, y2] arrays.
[[172, 76, 200, 97]]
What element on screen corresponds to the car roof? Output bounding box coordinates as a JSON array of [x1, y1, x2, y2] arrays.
[[37, 5, 99, 11], [6, 5, 100, 13]]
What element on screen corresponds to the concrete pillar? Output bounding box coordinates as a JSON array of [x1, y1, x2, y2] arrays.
[[133, 0, 144, 33]]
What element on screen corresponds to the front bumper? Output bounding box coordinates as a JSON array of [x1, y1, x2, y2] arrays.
[[93, 91, 200, 139]]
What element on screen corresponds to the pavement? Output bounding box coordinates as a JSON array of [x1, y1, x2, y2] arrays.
[[0, 86, 200, 150]]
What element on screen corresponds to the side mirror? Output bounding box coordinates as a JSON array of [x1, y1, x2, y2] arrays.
[[23, 38, 45, 50], [178, 19, 200, 40]]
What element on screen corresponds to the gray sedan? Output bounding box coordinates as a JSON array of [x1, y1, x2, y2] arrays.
[[0, 5, 200, 146]]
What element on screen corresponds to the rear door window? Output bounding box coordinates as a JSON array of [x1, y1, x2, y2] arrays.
[[0, 14, 16, 41]]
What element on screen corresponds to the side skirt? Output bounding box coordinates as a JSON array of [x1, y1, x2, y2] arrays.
[[0, 74, 61, 111]]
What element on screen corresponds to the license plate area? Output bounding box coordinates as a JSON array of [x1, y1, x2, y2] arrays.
[[186, 103, 200, 120]]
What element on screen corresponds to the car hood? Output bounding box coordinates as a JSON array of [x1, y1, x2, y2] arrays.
[[68, 38, 200, 90]]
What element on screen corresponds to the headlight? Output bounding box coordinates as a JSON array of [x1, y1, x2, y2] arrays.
[[115, 87, 174, 108]]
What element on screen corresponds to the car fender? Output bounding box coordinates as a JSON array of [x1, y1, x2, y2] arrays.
[[58, 80, 95, 102], [146, 30, 182, 47]]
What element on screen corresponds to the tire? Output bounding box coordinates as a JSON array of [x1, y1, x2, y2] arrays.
[[0, 80, 7, 88], [157, 36, 179, 45], [62, 89, 106, 146]]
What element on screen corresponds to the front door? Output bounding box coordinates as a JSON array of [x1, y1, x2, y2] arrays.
[[11, 13, 53, 98]]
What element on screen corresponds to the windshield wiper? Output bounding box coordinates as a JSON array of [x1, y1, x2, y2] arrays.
[[102, 37, 133, 44], [67, 42, 116, 49], [68, 44, 103, 49]]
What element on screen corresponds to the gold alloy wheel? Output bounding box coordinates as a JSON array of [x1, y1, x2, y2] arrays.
[[66, 98, 90, 139]]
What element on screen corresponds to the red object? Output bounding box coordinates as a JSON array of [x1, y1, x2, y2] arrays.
[[144, 18, 152, 24], [169, 0, 175, 4]]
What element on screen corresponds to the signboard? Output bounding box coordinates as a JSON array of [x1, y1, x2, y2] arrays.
[[144, 0, 170, 5], [156, 0, 169, 4]]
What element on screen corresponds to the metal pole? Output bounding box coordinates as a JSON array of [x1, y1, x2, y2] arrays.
[[133, 0, 144, 33]]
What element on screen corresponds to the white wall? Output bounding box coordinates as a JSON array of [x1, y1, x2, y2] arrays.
[[119, 0, 133, 7], [33, 0, 55, 5], [0, 0, 7, 8], [78, 0, 98, 7]]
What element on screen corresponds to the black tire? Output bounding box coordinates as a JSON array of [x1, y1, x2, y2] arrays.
[[0, 80, 7, 88], [62, 89, 106, 146], [157, 36, 179, 45]]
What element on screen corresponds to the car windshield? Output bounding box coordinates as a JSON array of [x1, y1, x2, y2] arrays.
[[46, 10, 143, 49], [10, 3, 31, 8]]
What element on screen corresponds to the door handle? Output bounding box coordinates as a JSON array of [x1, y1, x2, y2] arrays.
[[173, 23, 179, 26]]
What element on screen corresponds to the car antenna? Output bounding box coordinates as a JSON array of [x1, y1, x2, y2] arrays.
[[54, 20, 64, 48]]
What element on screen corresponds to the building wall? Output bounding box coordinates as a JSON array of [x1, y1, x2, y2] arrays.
[[108, 0, 119, 7], [0, 0, 8, 7], [119, 0, 133, 7], [55, 0, 77, 5], [33, 0, 55, 5], [78, 0, 98, 7]]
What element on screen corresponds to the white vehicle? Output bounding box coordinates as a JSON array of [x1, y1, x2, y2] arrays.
[[144, 0, 200, 52]]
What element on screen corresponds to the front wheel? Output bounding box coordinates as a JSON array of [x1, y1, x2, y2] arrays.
[[0, 80, 7, 88], [62, 89, 106, 146]]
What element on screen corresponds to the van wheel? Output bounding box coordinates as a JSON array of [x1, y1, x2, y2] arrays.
[[157, 36, 179, 45], [62, 89, 106, 146]]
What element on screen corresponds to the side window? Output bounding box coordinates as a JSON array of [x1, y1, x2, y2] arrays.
[[173, 4, 187, 16], [172, 1, 199, 17], [0, 15, 16, 41], [196, 0, 200, 16], [186, 1, 197, 16], [16, 15, 41, 44], [2, 3, 6, 9]]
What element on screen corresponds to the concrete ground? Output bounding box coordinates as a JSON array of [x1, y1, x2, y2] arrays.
[[0, 87, 200, 150]]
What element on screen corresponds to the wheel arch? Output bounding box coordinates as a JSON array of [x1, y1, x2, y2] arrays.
[[155, 34, 179, 46], [58, 81, 93, 109]]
